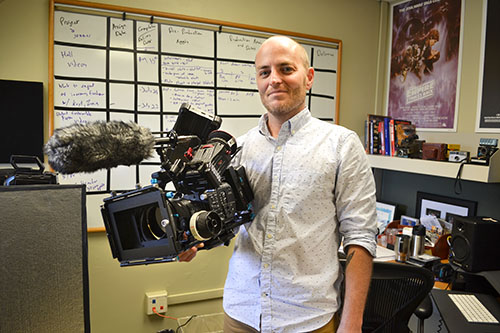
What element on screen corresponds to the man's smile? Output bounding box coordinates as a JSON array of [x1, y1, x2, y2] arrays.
[[267, 90, 288, 97]]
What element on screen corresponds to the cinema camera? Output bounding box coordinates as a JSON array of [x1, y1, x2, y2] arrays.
[[101, 104, 254, 266]]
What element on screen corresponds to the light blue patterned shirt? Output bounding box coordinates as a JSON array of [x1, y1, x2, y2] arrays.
[[223, 108, 377, 332]]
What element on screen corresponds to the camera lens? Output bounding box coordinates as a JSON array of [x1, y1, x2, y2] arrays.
[[207, 130, 237, 154], [478, 146, 488, 158], [189, 210, 222, 240], [139, 205, 166, 241]]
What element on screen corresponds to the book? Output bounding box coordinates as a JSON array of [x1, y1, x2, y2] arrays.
[[379, 121, 385, 155], [367, 114, 391, 155], [384, 117, 391, 155], [394, 120, 415, 148], [365, 115, 415, 156], [372, 121, 380, 154], [364, 119, 370, 153], [389, 118, 396, 156]]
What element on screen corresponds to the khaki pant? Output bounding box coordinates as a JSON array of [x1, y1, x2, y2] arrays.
[[223, 312, 339, 333]]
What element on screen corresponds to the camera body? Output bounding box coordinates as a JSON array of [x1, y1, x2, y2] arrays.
[[422, 143, 447, 161], [101, 104, 254, 266], [470, 138, 498, 165], [477, 138, 498, 159], [396, 134, 424, 158], [448, 151, 469, 163]]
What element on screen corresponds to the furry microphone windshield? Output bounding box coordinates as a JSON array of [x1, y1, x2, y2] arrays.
[[44, 121, 156, 174]]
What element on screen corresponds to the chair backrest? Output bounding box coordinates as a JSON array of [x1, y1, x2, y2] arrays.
[[340, 260, 435, 333]]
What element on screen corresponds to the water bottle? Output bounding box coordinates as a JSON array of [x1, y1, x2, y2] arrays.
[[410, 224, 426, 257]]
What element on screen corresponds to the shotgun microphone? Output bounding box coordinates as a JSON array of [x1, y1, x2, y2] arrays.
[[44, 121, 156, 174]]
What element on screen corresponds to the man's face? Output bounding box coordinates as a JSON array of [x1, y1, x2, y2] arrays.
[[255, 38, 314, 120]]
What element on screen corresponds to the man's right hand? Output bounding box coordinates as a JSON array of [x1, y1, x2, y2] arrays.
[[177, 243, 204, 262]]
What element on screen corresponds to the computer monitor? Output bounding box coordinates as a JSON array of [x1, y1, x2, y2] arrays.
[[0, 79, 44, 164]]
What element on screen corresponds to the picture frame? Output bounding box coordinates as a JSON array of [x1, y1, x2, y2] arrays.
[[415, 192, 477, 222], [386, 0, 464, 131], [376, 201, 397, 231], [400, 215, 419, 226], [475, 0, 500, 132]]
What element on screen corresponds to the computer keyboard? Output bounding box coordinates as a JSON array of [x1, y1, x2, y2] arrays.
[[448, 294, 499, 324]]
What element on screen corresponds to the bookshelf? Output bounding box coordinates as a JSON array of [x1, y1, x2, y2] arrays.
[[367, 151, 500, 183]]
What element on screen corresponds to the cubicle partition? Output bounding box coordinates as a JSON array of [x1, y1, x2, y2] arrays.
[[0, 185, 89, 333]]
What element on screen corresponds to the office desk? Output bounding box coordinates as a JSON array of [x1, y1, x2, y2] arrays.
[[375, 245, 450, 289], [431, 289, 500, 332], [481, 271, 500, 295], [375, 243, 500, 331]]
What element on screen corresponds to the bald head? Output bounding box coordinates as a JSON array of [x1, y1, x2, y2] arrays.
[[256, 36, 310, 70]]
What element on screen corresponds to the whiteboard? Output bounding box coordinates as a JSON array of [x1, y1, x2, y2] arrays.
[[51, 1, 341, 202]]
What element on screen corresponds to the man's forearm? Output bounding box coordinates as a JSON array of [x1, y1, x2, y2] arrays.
[[338, 245, 373, 332]]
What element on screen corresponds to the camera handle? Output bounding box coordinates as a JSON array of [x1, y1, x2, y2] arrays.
[[10, 155, 45, 174]]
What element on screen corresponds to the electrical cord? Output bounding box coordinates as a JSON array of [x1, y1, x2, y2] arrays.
[[156, 312, 197, 333], [153, 307, 178, 320], [157, 329, 174, 333], [437, 317, 444, 332], [176, 315, 197, 333], [443, 262, 459, 290], [453, 160, 468, 195], [444, 271, 456, 290]]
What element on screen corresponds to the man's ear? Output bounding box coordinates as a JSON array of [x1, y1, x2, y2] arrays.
[[306, 67, 314, 90]]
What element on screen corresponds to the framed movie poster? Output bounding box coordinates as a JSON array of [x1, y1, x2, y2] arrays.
[[476, 0, 500, 132], [387, 0, 464, 131]]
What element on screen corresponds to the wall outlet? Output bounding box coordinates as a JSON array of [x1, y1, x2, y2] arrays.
[[145, 290, 168, 315]]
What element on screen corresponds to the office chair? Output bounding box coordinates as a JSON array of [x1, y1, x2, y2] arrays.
[[340, 260, 435, 333]]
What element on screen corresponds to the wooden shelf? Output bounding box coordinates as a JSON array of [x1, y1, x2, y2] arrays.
[[367, 152, 500, 183]]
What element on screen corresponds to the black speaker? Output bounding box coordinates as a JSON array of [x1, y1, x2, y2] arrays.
[[450, 216, 500, 272]]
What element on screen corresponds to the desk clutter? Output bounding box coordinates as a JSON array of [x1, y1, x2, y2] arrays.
[[378, 220, 450, 261], [379, 216, 500, 265]]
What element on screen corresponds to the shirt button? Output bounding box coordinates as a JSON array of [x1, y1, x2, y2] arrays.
[[263, 263, 269, 268], [271, 204, 276, 209], [267, 234, 272, 239], [276, 146, 281, 151]]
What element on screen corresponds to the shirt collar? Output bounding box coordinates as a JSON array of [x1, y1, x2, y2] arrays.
[[258, 107, 311, 137]]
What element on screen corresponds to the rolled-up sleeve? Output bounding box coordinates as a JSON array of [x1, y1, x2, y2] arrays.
[[335, 133, 378, 257]]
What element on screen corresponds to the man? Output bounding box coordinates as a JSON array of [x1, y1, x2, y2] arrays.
[[180, 36, 377, 333]]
